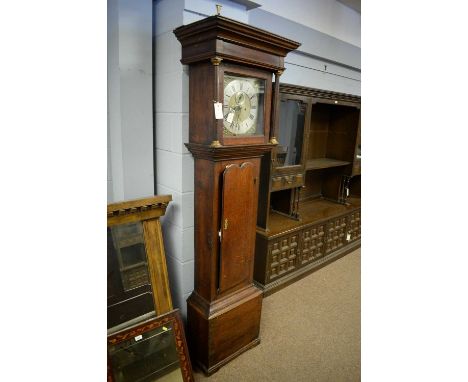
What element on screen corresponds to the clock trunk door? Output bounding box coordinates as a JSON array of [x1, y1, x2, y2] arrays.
[[218, 162, 257, 295]]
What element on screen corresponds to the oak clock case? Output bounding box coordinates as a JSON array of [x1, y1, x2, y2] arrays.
[[174, 14, 300, 375]]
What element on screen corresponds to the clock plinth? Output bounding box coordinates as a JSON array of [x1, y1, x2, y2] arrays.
[[187, 287, 262, 374], [175, 15, 299, 374]]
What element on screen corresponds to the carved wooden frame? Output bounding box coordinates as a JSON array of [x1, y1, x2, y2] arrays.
[[107, 195, 173, 317]]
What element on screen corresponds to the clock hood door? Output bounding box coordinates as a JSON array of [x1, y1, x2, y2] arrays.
[[218, 162, 257, 295]]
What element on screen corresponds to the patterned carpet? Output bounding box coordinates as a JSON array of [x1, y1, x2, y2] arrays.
[[194, 248, 361, 382]]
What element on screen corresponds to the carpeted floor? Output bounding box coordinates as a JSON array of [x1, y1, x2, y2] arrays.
[[194, 248, 361, 382]]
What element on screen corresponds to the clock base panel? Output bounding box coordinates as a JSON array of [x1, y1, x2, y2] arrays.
[[186, 286, 262, 375]]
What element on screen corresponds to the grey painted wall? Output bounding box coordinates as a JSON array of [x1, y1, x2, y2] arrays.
[[107, 0, 154, 203], [154, 0, 193, 317], [249, 8, 360, 95], [255, 0, 361, 47], [250, 8, 360, 69]]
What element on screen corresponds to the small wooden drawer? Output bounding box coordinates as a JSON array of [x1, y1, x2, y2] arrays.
[[267, 232, 300, 282], [325, 215, 348, 254], [271, 173, 304, 192], [300, 223, 326, 265], [347, 210, 361, 242]]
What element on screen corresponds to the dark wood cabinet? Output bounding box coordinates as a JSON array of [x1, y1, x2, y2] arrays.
[[254, 84, 361, 295]]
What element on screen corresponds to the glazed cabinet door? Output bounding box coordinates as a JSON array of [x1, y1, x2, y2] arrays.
[[218, 162, 257, 295], [274, 94, 311, 172], [352, 112, 361, 176]]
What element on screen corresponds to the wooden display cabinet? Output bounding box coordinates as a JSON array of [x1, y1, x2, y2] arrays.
[[108, 309, 193, 382], [107, 196, 173, 331], [107, 196, 196, 382], [255, 84, 361, 295]]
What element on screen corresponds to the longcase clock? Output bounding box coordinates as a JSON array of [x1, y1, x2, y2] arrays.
[[174, 14, 299, 374]]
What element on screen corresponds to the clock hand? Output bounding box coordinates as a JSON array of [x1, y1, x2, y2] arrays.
[[235, 112, 241, 131], [230, 108, 241, 130], [225, 105, 238, 123], [225, 107, 235, 119]]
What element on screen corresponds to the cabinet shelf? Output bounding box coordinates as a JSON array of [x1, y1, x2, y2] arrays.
[[264, 197, 361, 237], [306, 158, 351, 171]]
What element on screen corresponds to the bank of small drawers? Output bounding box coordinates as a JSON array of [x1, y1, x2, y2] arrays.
[[271, 173, 304, 192], [268, 233, 299, 280], [265, 209, 361, 283], [301, 224, 326, 265], [325, 216, 347, 254], [348, 211, 361, 242]]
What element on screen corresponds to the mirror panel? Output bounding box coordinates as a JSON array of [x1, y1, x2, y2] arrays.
[[108, 310, 193, 382], [107, 222, 154, 330], [108, 321, 183, 382], [277, 99, 306, 167]]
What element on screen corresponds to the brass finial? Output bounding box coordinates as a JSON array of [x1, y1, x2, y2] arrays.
[[210, 140, 222, 148], [216, 4, 222, 16], [269, 137, 279, 145], [211, 56, 223, 66]]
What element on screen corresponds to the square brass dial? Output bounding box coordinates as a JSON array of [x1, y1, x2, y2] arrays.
[[223, 74, 265, 137]]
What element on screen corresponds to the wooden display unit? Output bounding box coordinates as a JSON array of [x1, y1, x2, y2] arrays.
[[108, 309, 194, 382], [107, 196, 174, 331], [255, 84, 361, 295], [174, 14, 299, 375], [107, 196, 195, 382]]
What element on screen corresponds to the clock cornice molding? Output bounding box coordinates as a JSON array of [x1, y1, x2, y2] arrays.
[[174, 15, 300, 70]]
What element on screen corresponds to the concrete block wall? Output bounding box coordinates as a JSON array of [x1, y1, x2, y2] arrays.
[[255, 0, 361, 47], [249, 7, 360, 95], [107, 0, 154, 203], [154, 0, 192, 317]]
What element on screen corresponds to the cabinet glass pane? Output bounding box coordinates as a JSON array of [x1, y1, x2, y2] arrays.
[[277, 99, 305, 166], [108, 322, 184, 382], [107, 222, 154, 329]]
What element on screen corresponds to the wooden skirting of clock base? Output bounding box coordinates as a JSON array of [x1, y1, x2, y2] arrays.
[[256, 240, 361, 297], [197, 338, 261, 376], [186, 285, 262, 375]]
